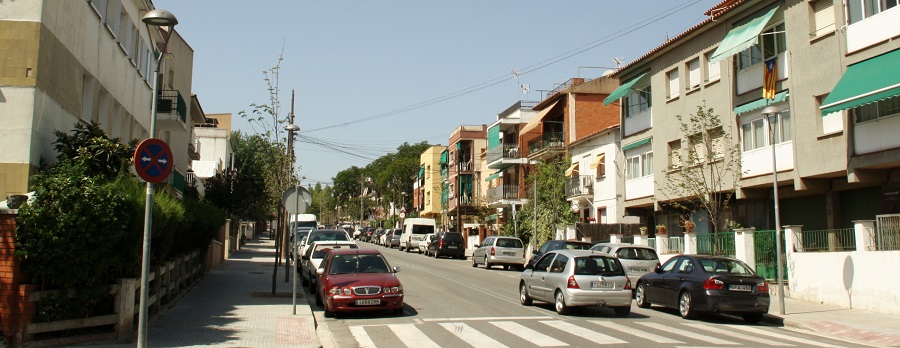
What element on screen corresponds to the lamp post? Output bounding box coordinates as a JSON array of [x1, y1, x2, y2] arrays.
[[285, 123, 300, 314], [138, 9, 177, 348], [762, 105, 786, 315]]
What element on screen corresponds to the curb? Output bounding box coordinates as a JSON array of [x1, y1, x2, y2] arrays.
[[761, 313, 811, 332]]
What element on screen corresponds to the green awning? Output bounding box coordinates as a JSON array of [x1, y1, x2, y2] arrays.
[[709, 5, 780, 63], [488, 125, 500, 149], [418, 164, 424, 178], [603, 72, 649, 105], [821, 48, 900, 114], [734, 90, 789, 115], [440, 150, 448, 164], [622, 138, 651, 151], [484, 171, 501, 182]]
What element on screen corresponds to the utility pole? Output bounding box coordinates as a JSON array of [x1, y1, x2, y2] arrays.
[[284, 91, 295, 283]]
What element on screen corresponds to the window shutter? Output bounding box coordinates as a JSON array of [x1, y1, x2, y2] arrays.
[[813, 0, 835, 37], [667, 69, 680, 98], [688, 59, 700, 88], [711, 128, 725, 159]]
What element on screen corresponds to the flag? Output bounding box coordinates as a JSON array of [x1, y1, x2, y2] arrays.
[[763, 58, 777, 100]]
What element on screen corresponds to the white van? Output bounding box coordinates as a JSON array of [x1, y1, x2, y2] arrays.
[[399, 218, 436, 252]]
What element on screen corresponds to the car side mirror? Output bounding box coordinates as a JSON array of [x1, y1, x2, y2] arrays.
[[301, 255, 309, 260], [474, 244, 480, 248], [316, 268, 325, 275], [524, 263, 533, 270], [392, 266, 401, 273], [654, 264, 664, 273]]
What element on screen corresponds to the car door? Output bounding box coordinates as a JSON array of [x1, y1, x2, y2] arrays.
[[477, 237, 493, 262], [524, 252, 556, 301], [658, 257, 694, 307], [544, 254, 570, 295], [645, 257, 682, 304]]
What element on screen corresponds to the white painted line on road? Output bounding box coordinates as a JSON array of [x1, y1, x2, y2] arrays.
[[440, 322, 509, 348], [388, 323, 441, 348], [636, 322, 740, 345], [423, 316, 553, 322], [726, 325, 842, 347], [590, 320, 684, 344], [541, 320, 627, 345], [350, 326, 377, 348], [492, 321, 568, 347], [685, 323, 795, 346]]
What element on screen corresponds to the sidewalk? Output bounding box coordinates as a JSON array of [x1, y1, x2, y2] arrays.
[[763, 295, 900, 347], [94, 236, 320, 347]]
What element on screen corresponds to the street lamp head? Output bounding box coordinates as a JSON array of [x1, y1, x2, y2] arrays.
[[142, 9, 178, 27], [761, 106, 779, 117], [285, 124, 300, 132]]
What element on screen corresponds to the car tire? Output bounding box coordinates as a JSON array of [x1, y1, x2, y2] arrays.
[[743, 313, 764, 323], [519, 283, 533, 306], [323, 305, 334, 318], [679, 291, 698, 319], [614, 306, 631, 317], [433, 251, 440, 258], [635, 283, 651, 308], [392, 307, 404, 315], [472, 256, 478, 267], [484, 258, 492, 269], [554, 290, 569, 315]]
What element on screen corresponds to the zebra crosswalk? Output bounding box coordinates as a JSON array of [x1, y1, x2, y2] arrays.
[[347, 318, 849, 347]]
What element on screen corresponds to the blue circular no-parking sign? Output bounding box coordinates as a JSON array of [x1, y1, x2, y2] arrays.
[[133, 138, 173, 183]]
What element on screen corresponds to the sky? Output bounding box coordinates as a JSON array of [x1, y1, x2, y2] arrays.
[[155, 0, 720, 186]]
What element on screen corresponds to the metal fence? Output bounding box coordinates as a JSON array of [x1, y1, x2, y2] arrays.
[[798, 229, 856, 252], [754, 229, 788, 281], [669, 236, 684, 253], [620, 235, 634, 244], [696, 232, 736, 257], [648, 238, 656, 250], [876, 225, 900, 251]]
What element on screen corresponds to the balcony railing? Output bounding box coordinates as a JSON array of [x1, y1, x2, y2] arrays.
[[457, 159, 473, 172], [527, 132, 564, 155], [157, 90, 186, 124], [487, 184, 520, 202], [565, 175, 594, 197], [486, 143, 521, 163]]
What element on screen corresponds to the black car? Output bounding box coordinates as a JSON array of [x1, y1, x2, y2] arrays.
[[427, 231, 465, 259], [634, 255, 770, 323], [527, 240, 594, 267]]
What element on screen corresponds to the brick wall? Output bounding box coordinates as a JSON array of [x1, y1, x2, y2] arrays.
[[0, 212, 36, 346]]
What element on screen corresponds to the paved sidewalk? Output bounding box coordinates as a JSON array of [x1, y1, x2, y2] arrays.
[[763, 296, 900, 347], [91, 236, 319, 347]]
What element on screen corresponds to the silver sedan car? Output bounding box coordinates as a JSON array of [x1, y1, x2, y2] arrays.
[[519, 249, 632, 316]]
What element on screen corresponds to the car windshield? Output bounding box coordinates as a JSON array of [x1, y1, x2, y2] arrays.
[[311, 244, 358, 259], [615, 247, 658, 260], [574, 256, 625, 276], [329, 254, 390, 274], [699, 259, 755, 275], [497, 238, 523, 248]]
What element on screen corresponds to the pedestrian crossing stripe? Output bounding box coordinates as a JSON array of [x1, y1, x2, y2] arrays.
[[684, 323, 794, 346], [540, 320, 627, 345], [438, 323, 508, 348], [388, 323, 441, 348], [636, 322, 740, 345], [491, 321, 566, 347], [726, 324, 842, 347], [590, 320, 684, 344]]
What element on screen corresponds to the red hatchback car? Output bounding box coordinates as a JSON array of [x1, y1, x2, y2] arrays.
[[315, 248, 404, 317]]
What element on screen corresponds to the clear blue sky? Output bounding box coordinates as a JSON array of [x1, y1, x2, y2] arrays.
[[156, 0, 718, 186]]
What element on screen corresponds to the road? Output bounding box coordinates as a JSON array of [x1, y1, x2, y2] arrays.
[[310, 241, 866, 348]]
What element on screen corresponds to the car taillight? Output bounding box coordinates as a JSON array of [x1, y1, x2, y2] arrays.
[[703, 277, 724, 290], [758, 281, 769, 292], [567, 275, 579, 289], [439, 239, 444, 248], [491, 246, 495, 256], [624, 279, 632, 290]]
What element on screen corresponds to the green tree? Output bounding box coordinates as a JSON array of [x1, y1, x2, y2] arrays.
[[518, 158, 576, 248]]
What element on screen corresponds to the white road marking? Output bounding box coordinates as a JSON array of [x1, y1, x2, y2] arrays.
[[635, 322, 740, 345], [492, 321, 568, 347], [541, 320, 627, 345], [726, 325, 843, 347], [423, 316, 553, 322], [685, 323, 795, 346], [590, 320, 684, 344], [387, 323, 441, 348], [439, 322, 509, 348], [349, 326, 377, 348]]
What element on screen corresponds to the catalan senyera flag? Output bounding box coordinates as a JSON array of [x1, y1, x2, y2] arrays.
[[763, 58, 777, 100]]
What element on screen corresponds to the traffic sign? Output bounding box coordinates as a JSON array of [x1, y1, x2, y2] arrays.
[[282, 186, 312, 213], [133, 138, 173, 183]]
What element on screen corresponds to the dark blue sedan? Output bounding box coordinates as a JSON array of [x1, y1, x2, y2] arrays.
[[634, 254, 770, 323]]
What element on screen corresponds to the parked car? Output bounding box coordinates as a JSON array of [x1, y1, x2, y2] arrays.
[[634, 255, 770, 323], [426, 231, 465, 259], [528, 240, 594, 267], [315, 248, 404, 317], [386, 229, 403, 248], [399, 218, 436, 252], [590, 243, 660, 289], [472, 236, 525, 270], [301, 240, 358, 292], [300, 229, 352, 260], [519, 249, 632, 316], [417, 234, 435, 254]]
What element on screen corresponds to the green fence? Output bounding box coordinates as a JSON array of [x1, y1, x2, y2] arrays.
[[696, 232, 735, 257], [754, 229, 788, 281], [798, 229, 856, 252]]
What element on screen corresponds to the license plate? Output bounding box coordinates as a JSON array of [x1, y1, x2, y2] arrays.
[[630, 268, 647, 273], [591, 281, 614, 289], [729, 284, 752, 292], [355, 299, 381, 306], [447, 246, 457, 249], [503, 251, 515, 255]]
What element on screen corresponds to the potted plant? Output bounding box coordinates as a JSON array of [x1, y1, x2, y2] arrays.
[[655, 224, 666, 234], [639, 226, 648, 235], [682, 220, 696, 232]]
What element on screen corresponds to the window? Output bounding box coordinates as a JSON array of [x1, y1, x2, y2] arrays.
[[741, 112, 791, 151], [626, 149, 653, 179], [105, 0, 121, 37], [847, 0, 898, 24], [687, 58, 701, 90], [739, 23, 786, 70], [81, 76, 95, 122], [549, 255, 569, 273], [668, 140, 682, 169], [623, 85, 652, 117], [705, 51, 721, 82], [666, 68, 680, 99], [689, 133, 707, 164], [818, 95, 844, 135], [811, 0, 836, 37], [118, 9, 130, 50], [853, 96, 900, 123], [593, 153, 606, 178], [90, 0, 109, 22], [710, 127, 725, 159]]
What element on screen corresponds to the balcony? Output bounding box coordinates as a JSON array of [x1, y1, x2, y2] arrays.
[[456, 158, 474, 172], [487, 143, 525, 169], [487, 184, 521, 205], [157, 90, 187, 126], [188, 138, 201, 161], [565, 175, 594, 199], [527, 132, 564, 160]]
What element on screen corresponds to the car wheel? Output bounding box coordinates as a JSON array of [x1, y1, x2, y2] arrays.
[[323, 305, 334, 318], [392, 307, 404, 315], [635, 283, 651, 308], [743, 313, 764, 324], [554, 290, 569, 315], [519, 283, 533, 306], [433, 251, 440, 258], [614, 306, 631, 317], [484, 258, 492, 269], [399, 246, 404, 252], [678, 291, 698, 319], [472, 256, 478, 267]]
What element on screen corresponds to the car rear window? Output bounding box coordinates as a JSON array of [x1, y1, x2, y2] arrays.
[[442, 232, 463, 242], [699, 259, 755, 275], [497, 238, 523, 248], [574, 256, 625, 276], [311, 244, 357, 258], [563, 242, 593, 250], [310, 232, 349, 242], [615, 247, 658, 260], [393, 230, 402, 236]]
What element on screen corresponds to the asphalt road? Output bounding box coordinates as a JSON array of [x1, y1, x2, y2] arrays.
[[310, 241, 867, 348]]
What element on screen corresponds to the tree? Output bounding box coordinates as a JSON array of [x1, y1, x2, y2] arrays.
[[521, 158, 577, 247], [658, 103, 742, 235]]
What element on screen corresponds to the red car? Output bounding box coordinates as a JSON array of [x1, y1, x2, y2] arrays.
[[315, 248, 404, 317]]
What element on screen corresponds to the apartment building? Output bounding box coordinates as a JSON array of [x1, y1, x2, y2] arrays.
[[191, 112, 234, 194], [446, 125, 487, 233], [603, 0, 900, 233], [485, 100, 538, 229], [414, 145, 445, 220]]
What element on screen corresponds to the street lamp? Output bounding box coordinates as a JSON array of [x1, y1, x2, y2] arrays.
[[285, 123, 300, 314], [762, 105, 786, 315], [138, 9, 177, 348]]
